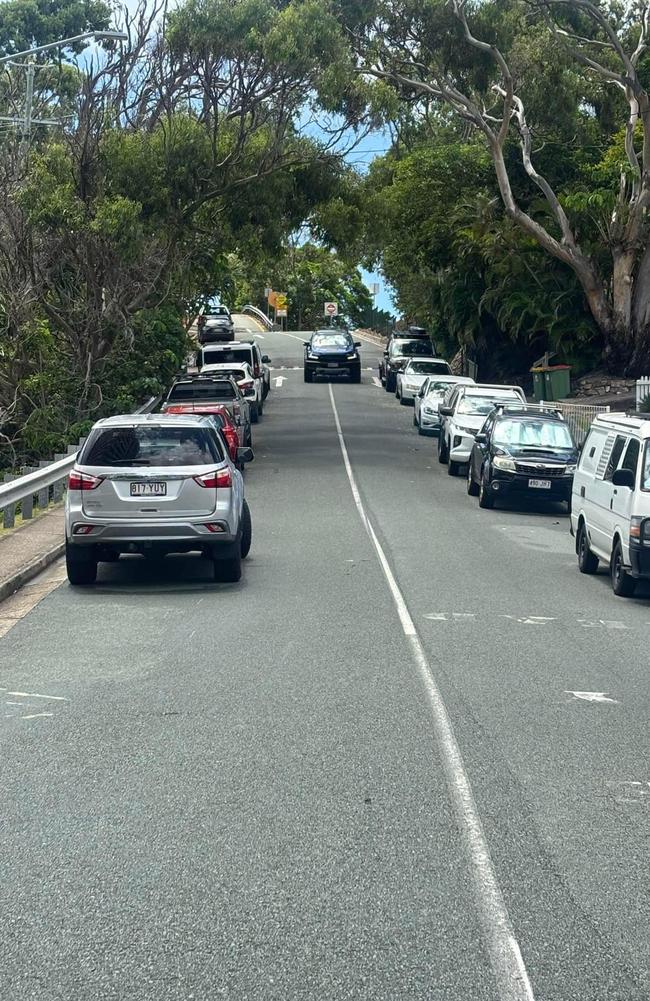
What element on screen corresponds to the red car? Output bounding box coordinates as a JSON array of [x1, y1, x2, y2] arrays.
[[164, 403, 243, 465]]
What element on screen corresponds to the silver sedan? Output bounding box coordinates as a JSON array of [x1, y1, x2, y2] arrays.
[[413, 376, 476, 435]]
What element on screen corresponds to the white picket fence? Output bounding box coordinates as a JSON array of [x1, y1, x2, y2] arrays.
[[636, 377, 650, 409], [540, 400, 610, 444]]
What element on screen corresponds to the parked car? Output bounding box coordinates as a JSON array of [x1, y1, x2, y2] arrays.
[[64, 414, 253, 585], [198, 341, 271, 400], [395, 357, 452, 404], [570, 412, 650, 597], [413, 375, 476, 435], [467, 405, 578, 509], [197, 302, 235, 344], [438, 384, 526, 476], [162, 376, 252, 446], [164, 403, 245, 465], [379, 338, 435, 392], [199, 361, 263, 422], [303, 330, 361, 383]]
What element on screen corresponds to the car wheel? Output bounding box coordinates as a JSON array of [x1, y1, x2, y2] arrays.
[[437, 434, 448, 464], [65, 542, 97, 585], [448, 460, 459, 476], [303, 368, 312, 383], [251, 403, 259, 424], [386, 373, 396, 393], [245, 426, 252, 447], [577, 522, 598, 574], [467, 462, 479, 496], [350, 367, 361, 384], [240, 500, 252, 559], [611, 539, 635, 597], [214, 551, 242, 583], [478, 469, 494, 509], [258, 398, 264, 417], [413, 412, 418, 427], [263, 382, 269, 399]]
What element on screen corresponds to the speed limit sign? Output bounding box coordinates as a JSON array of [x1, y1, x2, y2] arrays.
[[324, 301, 338, 317]]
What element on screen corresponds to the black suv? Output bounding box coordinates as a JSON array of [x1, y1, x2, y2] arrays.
[[303, 330, 361, 383], [379, 338, 434, 393], [467, 406, 579, 509]]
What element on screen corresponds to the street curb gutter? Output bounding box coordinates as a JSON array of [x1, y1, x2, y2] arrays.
[[0, 541, 65, 604]]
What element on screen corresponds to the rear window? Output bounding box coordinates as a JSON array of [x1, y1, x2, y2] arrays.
[[201, 348, 252, 367], [391, 340, 434, 357], [167, 380, 236, 402], [82, 426, 223, 467], [407, 360, 449, 375]]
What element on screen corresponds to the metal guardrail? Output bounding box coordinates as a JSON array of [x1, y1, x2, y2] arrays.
[[0, 395, 160, 529], [241, 304, 274, 330], [540, 399, 610, 445]]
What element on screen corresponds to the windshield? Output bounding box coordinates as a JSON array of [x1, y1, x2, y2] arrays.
[[312, 333, 352, 349], [167, 381, 236, 402], [427, 380, 457, 395], [390, 340, 434, 357], [493, 418, 573, 448], [457, 394, 518, 416], [82, 426, 222, 467], [201, 348, 252, 366], [407, 361, 446, 375]]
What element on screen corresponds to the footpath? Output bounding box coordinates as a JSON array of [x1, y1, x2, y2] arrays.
[[0, 508, 65, 602]]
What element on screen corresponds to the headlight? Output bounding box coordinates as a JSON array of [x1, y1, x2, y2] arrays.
[[454, 424, 476, 435], [346, 353, 357, 360], [405, 382, 419, 390], [308, 352, 318, 359], [423, 406, 437, 416], [565, 464, 577, 474], [493, 455, 516, 471]]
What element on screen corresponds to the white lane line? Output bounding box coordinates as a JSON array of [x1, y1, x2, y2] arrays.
[[327, 383, 535, 1001], [1, 690, 68, 701], [372, 376, 382, 388], [21, 713, 54, 720]]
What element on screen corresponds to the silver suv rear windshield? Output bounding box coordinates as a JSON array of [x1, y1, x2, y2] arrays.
[[168, 380, 236, 402], [81, 426, 223, 467]]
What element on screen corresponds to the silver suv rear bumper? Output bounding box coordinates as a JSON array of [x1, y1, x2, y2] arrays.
[[68, 519, 237, 546]]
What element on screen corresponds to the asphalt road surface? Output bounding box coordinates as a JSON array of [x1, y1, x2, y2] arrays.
[[2, 326, 650, 1001]]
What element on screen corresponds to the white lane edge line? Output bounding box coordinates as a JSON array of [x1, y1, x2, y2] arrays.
[[327, 383, 535, 1001], [372, 376, 382, 388]]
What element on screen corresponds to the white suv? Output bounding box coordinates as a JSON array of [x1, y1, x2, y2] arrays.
[[438, 384, 526, 475], [64, 414, 253, 585], [395, 357, 452, 404], [199, 341, 271, 402]]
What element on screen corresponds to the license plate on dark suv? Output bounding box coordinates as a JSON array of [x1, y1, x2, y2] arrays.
[[130, 482, 167, 496]]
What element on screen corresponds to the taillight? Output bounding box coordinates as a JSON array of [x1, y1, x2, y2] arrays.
[[224, 429, 238, 455], [194, 468, 232, 488], [68, 469, 103, 491], [239, 380, 254, 391]]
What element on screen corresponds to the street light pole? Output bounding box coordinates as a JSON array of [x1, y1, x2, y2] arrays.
[[0, 30, 128, 65]]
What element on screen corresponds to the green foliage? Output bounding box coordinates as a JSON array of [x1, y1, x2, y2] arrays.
[[0, 0, 112, 58]]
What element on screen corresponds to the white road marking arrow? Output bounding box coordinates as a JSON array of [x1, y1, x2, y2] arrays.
[[565, 691, 619, 704], [274, 376, 286, 387], [372, 376, 382, 388]]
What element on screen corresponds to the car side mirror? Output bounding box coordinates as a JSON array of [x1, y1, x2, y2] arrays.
[[439, 406, 453, 417], [303, 342, 310, 347], [383, 350, 388, 357], [612, 468, 635, 488], [237, 447, 254, 464], [261, 354, 270, 363], [474, 432, 487, 445], [354, 341, 361, 347]]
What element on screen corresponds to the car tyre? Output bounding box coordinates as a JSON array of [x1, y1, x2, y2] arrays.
[[65, 542, 97, 585], [467, 463, 479, 496], [437, 434, 448, 464], [413, 413, 418, 427], [244, 426, 252, 447], [350, 367, 361, 384], [448, 460, 459, 476], [577, 522, 598, 574], [240, 500, 252, 559], [214, 550, 242, 583], [386, 373, 396, 393], [303, 369, 312, 383], [611, 539, 635, 597], [478, 469, 494, 509]]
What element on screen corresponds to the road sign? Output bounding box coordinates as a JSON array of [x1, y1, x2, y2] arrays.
[[324, 301, 338, 317], [368, 282, 380, 295], [275, 294, 288, 309], [267, 290, 277, 307], [264, 287, 272, 298], [276, 308, 287, 317]]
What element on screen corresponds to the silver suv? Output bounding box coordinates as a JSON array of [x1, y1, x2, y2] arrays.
[[64, 415, 253, 585]]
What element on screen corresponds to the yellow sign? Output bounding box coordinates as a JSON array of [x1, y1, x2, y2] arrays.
[[275, 293, 288, 309]]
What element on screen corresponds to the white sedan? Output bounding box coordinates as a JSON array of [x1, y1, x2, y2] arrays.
[[199, 361, 263, 422], [395, 357, 452, 404], [413, 375, 475, 435]]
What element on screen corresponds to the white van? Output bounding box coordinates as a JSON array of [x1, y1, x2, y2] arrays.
[[570, 412, 650, 596]]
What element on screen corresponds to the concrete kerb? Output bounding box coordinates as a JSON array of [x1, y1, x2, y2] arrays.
[[0, 540, 65, 604]]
